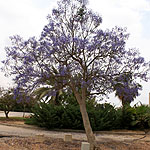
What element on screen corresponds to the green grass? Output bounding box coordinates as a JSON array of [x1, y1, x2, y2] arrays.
[[0, 117, 27, 121]]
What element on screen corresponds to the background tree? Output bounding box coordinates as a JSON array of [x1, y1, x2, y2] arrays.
[[17, 94, 36, 117], [113, 72, 143, 128], [2, 0, 150, 149], [0, 87, 36, 118], [113, 72, 142, 107], [0, 88, 16, 118]]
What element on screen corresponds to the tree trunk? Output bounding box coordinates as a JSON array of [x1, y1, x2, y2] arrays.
[[71, 85, 98, 149], [23, 104, 26, 118], [4, 111, 9, 118], [79, 102, 97, 149]]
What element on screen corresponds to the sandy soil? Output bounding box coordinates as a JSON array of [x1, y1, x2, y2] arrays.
[[0, 136, 150, 150], [0, 120, 150, 150]]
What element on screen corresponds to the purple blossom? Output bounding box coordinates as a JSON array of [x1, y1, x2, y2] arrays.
[[52, 9, 60, 15]]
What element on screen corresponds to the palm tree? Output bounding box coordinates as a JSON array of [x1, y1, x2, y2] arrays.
[[113, 73, 142, 107], [33, 66, 63, 105], [33, 85, 62, 105]]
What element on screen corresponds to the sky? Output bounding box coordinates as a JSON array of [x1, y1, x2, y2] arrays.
[[0, 0, 150, 106]]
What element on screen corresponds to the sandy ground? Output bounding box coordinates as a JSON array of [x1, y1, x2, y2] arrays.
[[0, 112, 150, 149], [0, 121, 148, 142], [0, 120, 150, 149]]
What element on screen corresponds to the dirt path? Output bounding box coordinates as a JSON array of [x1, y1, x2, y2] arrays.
[[0, 124, 88, 140], [0, 121, 150, 149], [0, 122, 149, 142]]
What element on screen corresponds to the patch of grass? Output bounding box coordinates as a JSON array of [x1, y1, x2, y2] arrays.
[[0, 117, 27, 121]]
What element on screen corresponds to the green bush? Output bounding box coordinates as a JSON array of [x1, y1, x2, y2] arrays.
[[61, 105, 84, 129], [27, 103, 63, 129], [88, 103, 117, 131], [114, 104, 150, 130], [26, 103, 84, 129], [131, 105, 150, 129], [115, 105, 136, 129], [25, 102, 150, 131], [26, 102, 118, 131]]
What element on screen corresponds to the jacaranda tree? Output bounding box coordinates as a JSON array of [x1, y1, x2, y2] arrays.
[[2, 0, 150, 149]]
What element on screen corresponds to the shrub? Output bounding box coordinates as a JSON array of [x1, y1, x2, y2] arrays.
[[26, 103, 84, 129], [26, 102, 118, 131], [131, 105, 150, 129], [61, 105, 84, 129], [27, 103, 63, 129], [25, 102, 150, 131], [115, 105, 136, 129], [88, 103, 117, 131]]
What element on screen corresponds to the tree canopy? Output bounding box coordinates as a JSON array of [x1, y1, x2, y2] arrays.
[[3, 0, 149, 98]]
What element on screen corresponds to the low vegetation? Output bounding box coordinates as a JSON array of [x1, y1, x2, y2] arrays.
[[0, 117, 26, 121], [25, 102, 150, 131]]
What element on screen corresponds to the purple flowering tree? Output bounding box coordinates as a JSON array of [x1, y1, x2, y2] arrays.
[[2, 0, 150, 149]]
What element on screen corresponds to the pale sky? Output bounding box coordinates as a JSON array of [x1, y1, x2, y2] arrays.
[[0, 0, 150, 106]]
